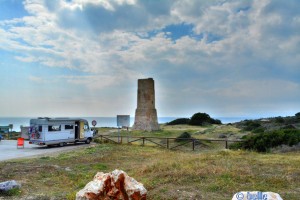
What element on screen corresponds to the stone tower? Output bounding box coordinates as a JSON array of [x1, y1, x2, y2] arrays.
[[133, 78, 160, 131]]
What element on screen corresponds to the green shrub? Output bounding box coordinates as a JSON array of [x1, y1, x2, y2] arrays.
[[229, 142, 243, 150], [189, 113, 211, 125], [0, 188, 21, 197], [167, 113, 222, 126], [189, 112, 222, 126], [275, 116, 285, 123], [230, 129, 300, 152], [281, 124, 297, 130], [175, 132, 191, 142], [93, 138, 102, 143], [252, 127, 265, 133], [166, 118, 190, 125], [243, 120, 261, 131]]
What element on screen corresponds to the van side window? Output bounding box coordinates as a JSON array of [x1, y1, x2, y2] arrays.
[[84, 123, 89, 130], [48, 125, 61, 132], [38, 126, 42, 132], [65, 125, 74, 130]]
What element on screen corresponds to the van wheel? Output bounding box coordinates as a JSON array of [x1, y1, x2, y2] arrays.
[[59, 142, 64, 147], [85, 138, 91, 144]]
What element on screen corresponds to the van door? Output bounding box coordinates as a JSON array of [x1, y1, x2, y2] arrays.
[[80, 121, 85, 139], [75, 122, 79, 139]]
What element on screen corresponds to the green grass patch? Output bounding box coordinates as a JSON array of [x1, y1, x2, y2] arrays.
[[0, 128, 299, 200]]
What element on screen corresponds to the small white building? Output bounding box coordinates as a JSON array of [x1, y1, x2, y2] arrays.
[[20, 126, 30, 139]]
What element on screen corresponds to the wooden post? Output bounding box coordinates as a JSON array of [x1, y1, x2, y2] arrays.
[[120, 136, 123, 144], [192, 139, 195, 151], [167, 138, 169, 149], [142, 137, 145, 146], [225, 140, 228, 149]]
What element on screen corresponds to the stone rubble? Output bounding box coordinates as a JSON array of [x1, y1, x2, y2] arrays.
[[76, 169, 147, 200]]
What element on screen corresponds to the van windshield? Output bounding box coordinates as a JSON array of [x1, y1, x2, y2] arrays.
[[84, 123, 89, 130]]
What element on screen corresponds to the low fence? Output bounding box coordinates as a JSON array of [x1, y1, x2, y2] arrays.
[[96, 135, 243, 151]]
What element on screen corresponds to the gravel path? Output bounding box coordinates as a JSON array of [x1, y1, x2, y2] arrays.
[[0, 140, 91, 162]]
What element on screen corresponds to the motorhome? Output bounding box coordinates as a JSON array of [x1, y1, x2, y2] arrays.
[[29, 118, 94, 146]]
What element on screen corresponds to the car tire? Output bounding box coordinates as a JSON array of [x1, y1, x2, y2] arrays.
[[85, 138, 91, 144]]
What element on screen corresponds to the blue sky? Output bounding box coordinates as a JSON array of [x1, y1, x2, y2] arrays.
[[0, 0, 299, 118]]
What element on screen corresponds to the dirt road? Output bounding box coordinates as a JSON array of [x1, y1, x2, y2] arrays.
[[0, 140, 91, 162]]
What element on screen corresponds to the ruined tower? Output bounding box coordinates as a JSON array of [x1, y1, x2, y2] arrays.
[[133, 78, 160, 131]]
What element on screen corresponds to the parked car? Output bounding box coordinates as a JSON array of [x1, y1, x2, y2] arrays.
[[0, 134, 3, 141]]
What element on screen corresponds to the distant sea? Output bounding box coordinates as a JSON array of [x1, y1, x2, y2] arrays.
[[0, 117, 255, 132]]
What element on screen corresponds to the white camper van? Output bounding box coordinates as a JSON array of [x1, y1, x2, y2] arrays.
[[29, 118, 94, 146]]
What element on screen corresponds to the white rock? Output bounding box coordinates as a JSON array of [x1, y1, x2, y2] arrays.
[[0, 180, 21, 191], [76, 169, 147, 200]]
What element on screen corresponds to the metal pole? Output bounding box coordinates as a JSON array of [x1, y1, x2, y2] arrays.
[[118, 127, 120, 143]]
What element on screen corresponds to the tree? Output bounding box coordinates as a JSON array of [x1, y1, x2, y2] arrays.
[[166, 118, 190, 125], [189, 112, 211, 126], [295, 112, 300, 118]]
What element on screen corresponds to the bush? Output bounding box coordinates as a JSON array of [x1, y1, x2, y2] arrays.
[[189, 112, 222, 126], [295, 112, 300, 119], [252, 127, 265, 133], [210, 118, 222, 124], [167, 113, 222, 126], [0, 188, 21, 197], [243, 120, 262, 131], [275, 116, 285, 123], [175, 132, 191, 142], [230, 129, 300, 152], [166, 118, 190, 125], [189, 113, 211, 125]]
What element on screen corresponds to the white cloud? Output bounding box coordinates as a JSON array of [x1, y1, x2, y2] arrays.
[[28, 75, 44, 83], [0, 0, 299, 117]]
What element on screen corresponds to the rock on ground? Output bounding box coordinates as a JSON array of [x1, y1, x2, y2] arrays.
[[76, 169, 147, 200], [0, 180, 21, 191]]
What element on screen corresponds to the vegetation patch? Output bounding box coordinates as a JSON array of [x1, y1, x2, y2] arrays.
[[166, 118, 190, 125], [175, 132, 192, 142], [166, 112, 221, 126], [0, 143, 299, 200], [0, 188, 22, 197], [230, 129, 300, 152]]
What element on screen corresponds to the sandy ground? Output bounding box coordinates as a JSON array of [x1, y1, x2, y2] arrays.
[[0, 140, 91, 162]]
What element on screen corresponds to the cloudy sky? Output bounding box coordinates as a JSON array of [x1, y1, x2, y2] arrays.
[[0, 0, 299, 119]]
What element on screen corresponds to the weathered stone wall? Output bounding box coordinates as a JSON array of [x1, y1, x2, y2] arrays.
[[133, 78, 159, 131]]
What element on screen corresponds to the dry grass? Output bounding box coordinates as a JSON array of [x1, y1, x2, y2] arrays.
[[98, 124, 244, 140], [0, 143, 299, 200]]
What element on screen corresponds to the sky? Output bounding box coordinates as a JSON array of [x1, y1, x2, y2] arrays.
[[0, 0, 299, 119]]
